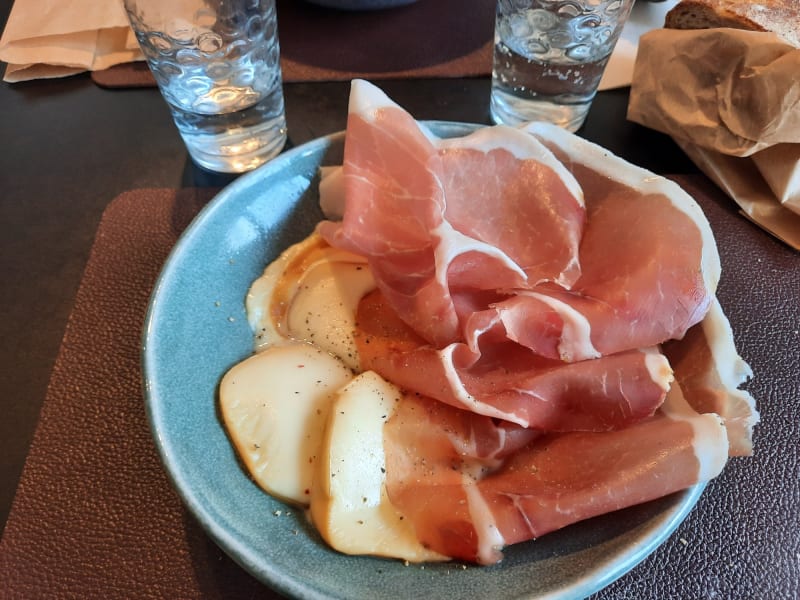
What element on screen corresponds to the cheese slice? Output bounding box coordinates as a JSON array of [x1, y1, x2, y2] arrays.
[[310, 371, 448, 562]]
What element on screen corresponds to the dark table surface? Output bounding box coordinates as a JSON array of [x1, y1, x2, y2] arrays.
[[4, 1, 798, 598]]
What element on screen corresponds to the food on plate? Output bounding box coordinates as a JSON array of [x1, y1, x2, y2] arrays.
[[662, 298, 758, 456], [220, 342, 354, 504], [321, 81, 716, 432], [220, 80, 758, 565], [664, 0, 800, 48], [309, 371, 448, 562], [381, 380, 728, 564], [245, 233, 374, 370]]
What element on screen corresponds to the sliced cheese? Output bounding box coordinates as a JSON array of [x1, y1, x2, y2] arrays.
[[219, 342, 354, 504], [310, 371, 448, 562]]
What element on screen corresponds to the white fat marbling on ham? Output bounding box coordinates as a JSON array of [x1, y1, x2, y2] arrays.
[[435, 343, 529, 424], [432, 221, 527, 298], [698, 299, 759, 455], [437, 124, 584, 212], [462, 475, 505, 565], [643, 347, 674, 394], [702, 299, 753, 385], [520, 291, 600, 361]]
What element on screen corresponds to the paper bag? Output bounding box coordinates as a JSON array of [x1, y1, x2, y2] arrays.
[[628, 28, 800, 250], [676, 141, 800, 250], [752, 144, 800, 214], [0, 0, 142, 82]]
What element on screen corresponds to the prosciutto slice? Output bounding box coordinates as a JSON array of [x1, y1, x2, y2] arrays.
[[383, 386, 729, 564], [499, 123, 721, 362], [308, 80, 754, 563], [662, 298, 759, 456], [319, 80, 719, 428], [356, 288, 672, 431], [318, 81, 585, 347], [320, 81, 719, 365]]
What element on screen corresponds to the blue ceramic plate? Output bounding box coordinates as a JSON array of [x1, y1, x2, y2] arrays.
[[142, 122, 703, 599]]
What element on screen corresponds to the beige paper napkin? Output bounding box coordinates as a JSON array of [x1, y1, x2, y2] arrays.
[[628, 28, 800, 250], [0, 0, 142, 82]]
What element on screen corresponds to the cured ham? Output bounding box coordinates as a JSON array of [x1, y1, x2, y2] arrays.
[[318, 81, 586, 347], [662, 298, 759, 456], [511, 123, 721, 361], [467, 175, 714, 361], [383, 385, 729, 564], [234, 80, 756, 565], [319, 80, 720, 429], [454, 132, 721, 362], [320, 82, 719, 367], [356, 288, 672, 431]]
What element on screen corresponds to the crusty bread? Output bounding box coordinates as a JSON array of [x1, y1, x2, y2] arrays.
[[664, 0, 800, 48]]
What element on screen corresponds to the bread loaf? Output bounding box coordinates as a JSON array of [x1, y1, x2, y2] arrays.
[[664, 0, 800, 48]]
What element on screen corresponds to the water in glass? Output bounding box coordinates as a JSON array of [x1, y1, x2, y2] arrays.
[[491, 0, 634, 132], [126, 0, 287, 173]]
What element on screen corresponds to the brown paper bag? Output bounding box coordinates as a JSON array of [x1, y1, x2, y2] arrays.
[[752, 144, 800, 214], [628, 28, 800, 250], [676, 141, 800, 250], [0, 0, 142, 82]]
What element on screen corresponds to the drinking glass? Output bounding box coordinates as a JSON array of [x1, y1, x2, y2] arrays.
[[491, 0, 635, 132], [123, 0, 287, 173]]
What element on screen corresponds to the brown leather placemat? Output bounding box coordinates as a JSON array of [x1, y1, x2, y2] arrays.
[[0, 189, 275, 599], [0, 178, 797, 599], [91, 61, 158, 88], [92, 0, 494, 88]]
